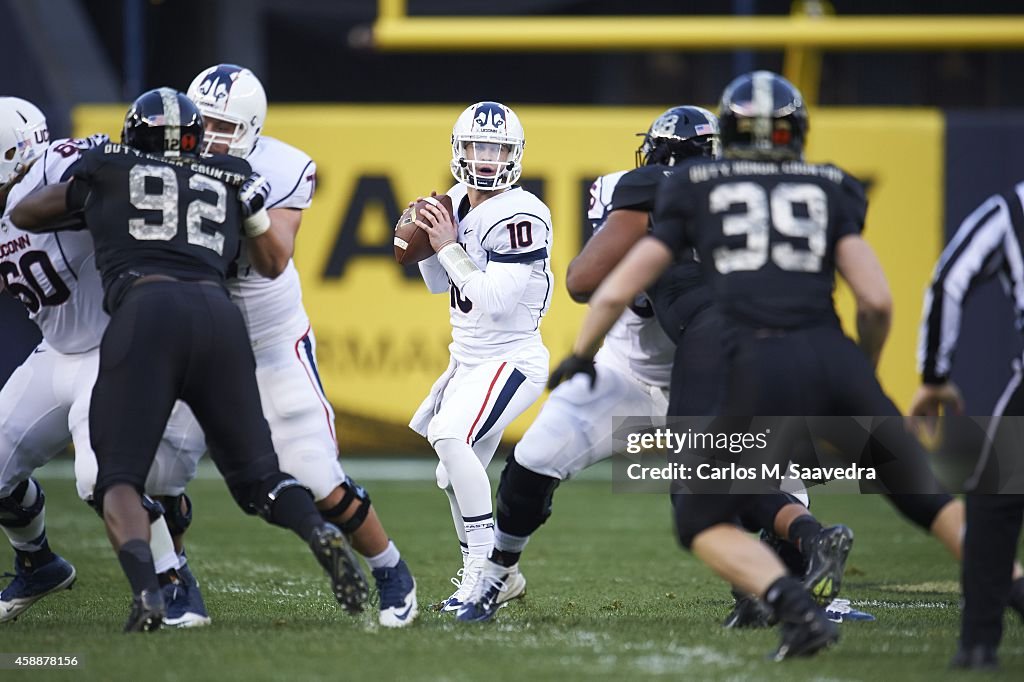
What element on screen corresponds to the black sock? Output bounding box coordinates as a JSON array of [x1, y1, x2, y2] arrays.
[[491, 549, 521, 568], [117, 539, 160, 595], [788, 516, 824, 554], [267, 486, 323, 543], [14, 537, 56, 570]]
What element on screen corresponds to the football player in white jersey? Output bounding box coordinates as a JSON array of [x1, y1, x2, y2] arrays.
[[409, 101, 553, 613], [183, 65, 416, 627], [0, 98, 205, 623]]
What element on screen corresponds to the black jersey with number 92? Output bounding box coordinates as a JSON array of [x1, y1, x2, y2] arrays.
[[67, 143, 251, 311]]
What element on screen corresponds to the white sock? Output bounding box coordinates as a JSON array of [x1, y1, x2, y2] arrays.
[[441, 484, 469, 547], [1, 480, 46, 549], [434, 438, 494, 558], [150, 516, 179, 575], [365, 540, 401, 570]]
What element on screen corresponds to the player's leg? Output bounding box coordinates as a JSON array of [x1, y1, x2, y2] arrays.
[[182, 285, 367, 614], [953, 494, 1024, 670], [460, 365, 665, 622], [428, 360, 544, 613], [144, 400, 209, 627], [247, 325, 415, 626], [0, 345, 79, 622], [90, 287, 190, 632], [675, 492, 838, 660]]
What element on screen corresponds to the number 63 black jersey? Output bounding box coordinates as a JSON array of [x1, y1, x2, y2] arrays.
[[652, 158, 868, 330], [66, 143, 252, 311]]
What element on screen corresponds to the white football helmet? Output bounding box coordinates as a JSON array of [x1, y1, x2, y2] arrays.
[[0, 97, 48, 185], [450, 101, 524, 191], [186, 64, 267, 157]]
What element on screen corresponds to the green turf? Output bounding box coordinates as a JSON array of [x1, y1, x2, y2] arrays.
[[2, 468, 1022, 681]]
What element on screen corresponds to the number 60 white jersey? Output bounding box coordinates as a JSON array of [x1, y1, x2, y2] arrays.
[[1, 136, 109, 353]]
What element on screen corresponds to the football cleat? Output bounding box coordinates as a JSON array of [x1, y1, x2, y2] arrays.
[[372, 559, 418, 628], [437, 556, 483, 613], [824, 598, 876, 623], [723, 589, 775, 629], [772, 610, 839, 661], [123, 588, 166, 633], [161, 563, 211, 628], [802, 525, 854, 605], [949, 643, 999, 671], [309, 524, 369, 614], [495, 564, 526, 607], [0, 555, 76, 623], [456, 560, 516, 623]]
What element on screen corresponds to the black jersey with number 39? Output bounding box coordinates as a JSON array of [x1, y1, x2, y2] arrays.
[[652, 158, 867, 329], [67, 143, 252, 310]]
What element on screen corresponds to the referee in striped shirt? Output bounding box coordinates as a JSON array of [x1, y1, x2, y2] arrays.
[[912, 184, 1024, 670]]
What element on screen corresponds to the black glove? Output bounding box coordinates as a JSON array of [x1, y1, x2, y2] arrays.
[[548, 354, 597, 390], [238, 172, 271, 218]]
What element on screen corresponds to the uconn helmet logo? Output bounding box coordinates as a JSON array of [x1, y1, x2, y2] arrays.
[[472, 103, 506, 132], [196, 66, 243, 103]]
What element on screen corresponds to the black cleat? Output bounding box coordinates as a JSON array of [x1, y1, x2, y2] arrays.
[[950, 644, 999, 671], [310, 524, 369, 614], [123, 589, 166, 633], [766, 576, 839, 661], [802, 525, 854, 605], [723, 589, 776, 629]]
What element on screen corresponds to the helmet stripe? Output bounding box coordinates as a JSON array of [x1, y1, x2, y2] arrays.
[[159, 88, 181, 155]]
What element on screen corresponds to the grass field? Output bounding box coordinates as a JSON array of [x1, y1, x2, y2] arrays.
[[2, 459, 1022, 681]]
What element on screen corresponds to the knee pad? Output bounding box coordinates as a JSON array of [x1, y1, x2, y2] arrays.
[[87, 490, 164, 523], [158, 493, 193, 536], [888, 493, 954, 531], [0, 479, 45, 529], [494, 453, 561, 538], [321, 476, 371, 534], [234, 473, 312, 520]]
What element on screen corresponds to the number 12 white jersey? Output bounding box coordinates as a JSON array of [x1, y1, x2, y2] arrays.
[[1, 136, 109, 354]]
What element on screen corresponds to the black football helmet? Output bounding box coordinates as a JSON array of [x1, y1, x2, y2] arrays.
[[636, 105, 720, 167], [122, 87, 204, 158], [718, 71, 808, 161]]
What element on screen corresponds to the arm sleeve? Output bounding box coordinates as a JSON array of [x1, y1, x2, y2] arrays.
[[459, 260, 535, 317], [418, 254, 450, 294], [481, 211, 551, 265], [918, 193, 1010, 384], [651, 174, 695, 254], [268, 159, 316, 210], [835, 170, 868, 239]]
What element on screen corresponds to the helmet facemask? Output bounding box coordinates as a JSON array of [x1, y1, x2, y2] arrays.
[[451, 138, 523, 190]]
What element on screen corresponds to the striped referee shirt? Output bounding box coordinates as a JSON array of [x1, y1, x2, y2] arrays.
[[918, 183, 1024, 384]]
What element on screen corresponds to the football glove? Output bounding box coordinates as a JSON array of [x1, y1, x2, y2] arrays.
[[238, 172, 271, 218], [548, 354, 596, 390]]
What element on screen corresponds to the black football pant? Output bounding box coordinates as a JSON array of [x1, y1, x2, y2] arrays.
[[668, 304, 726, 417], [91, 281, 282, 504], [961, 363, 1024, 648], [674, 325, 954, 548]]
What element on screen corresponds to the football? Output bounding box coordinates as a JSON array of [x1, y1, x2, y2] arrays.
[[394, 194, 455, 265]]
